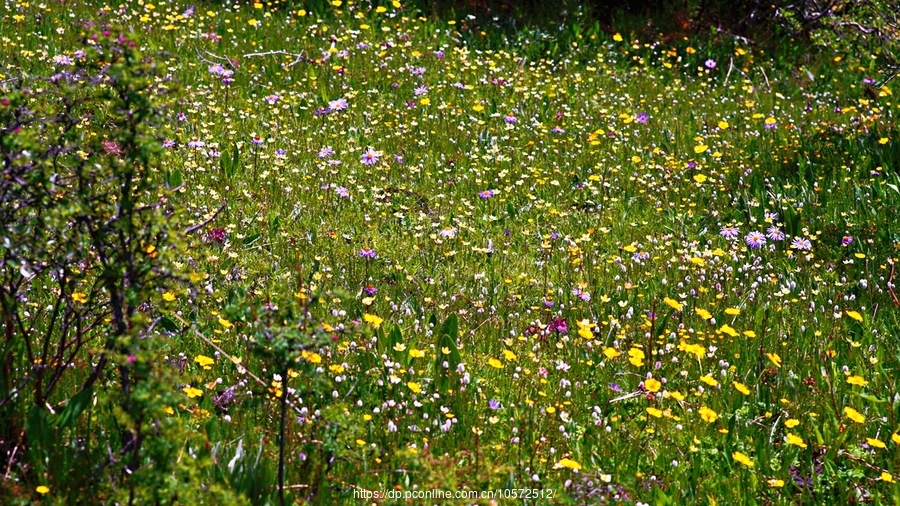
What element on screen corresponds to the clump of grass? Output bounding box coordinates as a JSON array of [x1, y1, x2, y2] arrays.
[[2, 0, 899, 504]]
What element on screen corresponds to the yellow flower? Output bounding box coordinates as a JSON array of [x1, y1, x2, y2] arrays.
[[785, 433, 807, 448], [882, 472, 895, 483], [472, 105, 484, 112], [846, 375, 868, 386], [678, 341, 705, 359], [407, 381, 422, 393], [603, 347, 621, 359], [694, 144, 709, 154], [724, 307, 740, 316], [845, 310, 863, 322], [695, 308, 712, 320], [628, 348, 645, 367], [700, 375, 718, 387], [408, 348, 425, 358], [183, 386, 203, 398], [36, 486, 50, 494], [733, 381, 750, 395], [577, 320, 594, 340], [718, 324, 739, 337], [218, 318, 233, 329], [766, 353, 781, 368], [646, 407, 663, 418], [247, 18, 258, 26], [867, 438, 886, 449], [72, 292, 88, 303], [767, 479, 784, 488], [363, 313, 384, 328], [669, 391, 685, 401], [555, 458, 582, 470], [698, 407, 718, 423], [162, 291, 176, 302], [878, 137, 889, 145], [785, 419, 800, 428], [663, 297, 683, 312], [892, 433, 900, 444], [301, 350, 322, 364], [329, 364, 345, 374], [718, 121, 729, 129], [502, 349, 517, 360], [194, 355, 215, 370], [644, 378, 661, 392], [488, 358, 503, 369], [843, 406, 865, 424], [693, 174, 707, 183], [732, 451, 754, 467], [613, 33, 623, 42]]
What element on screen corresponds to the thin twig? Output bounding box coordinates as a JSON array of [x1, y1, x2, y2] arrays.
[[723, 57, 734, 88], [888, 260, 900, 307], [184, 203, 226, 234], [243, 50, 312, 68]]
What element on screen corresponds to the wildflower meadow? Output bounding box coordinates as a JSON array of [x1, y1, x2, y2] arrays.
[[2, 0, 900, 504]]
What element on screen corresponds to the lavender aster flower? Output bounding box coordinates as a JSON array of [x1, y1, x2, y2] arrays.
[[745, 232, 766, 249], [719, 226, 740, 240], [361, 148, 380, 165]]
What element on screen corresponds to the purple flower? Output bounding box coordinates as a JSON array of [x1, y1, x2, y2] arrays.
[[766, 226, 785, 241], [318, 147, 334, 158], [549, 318, 567, 333], [364, 284, 378, 296], [551, 127, 565, 133], [208, 63, 226, 76], [488, 399, 501, 410], [187, 138, 205, 149], [275, 149, 286, 157], [250, 136, 264, 146], [452, 82, 466, 89], [636, 112, 649, 124], [504, 114, 518, 124], [183, 6, 194, 17], [841, 235, 853, 246], [162, 139, 176, 149], [207, 227, 227, 243], [359, 248, 376, 259], [316, 107, 331, 116], [392, 154, 404, 164], [264, 94, 279, 104], [52, 55, 72, 66], [328, 98, 348, 111], [705, 59, 717, 69], [863, 77, 876, 85], [335, 186, 350, 198], [765, 121, 777, 130], [790, 237, 812, 250], [687, 161, 697, 169], [745, 231, 766, 249], [609, 382, 623, 393], [414, 85, 429, 96], [409, 66, 426, 75], [434, 50, 445, 58], [764, 211, 779, 221], [719, 226, 740, 240], [478, 189, 495, 199], [361, 148, 380, 165]]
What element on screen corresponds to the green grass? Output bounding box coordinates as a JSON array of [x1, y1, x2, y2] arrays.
[[2, 0, 900, 504]]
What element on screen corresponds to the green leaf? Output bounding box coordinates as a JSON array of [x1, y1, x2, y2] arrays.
[[53, 386, 93, 430]]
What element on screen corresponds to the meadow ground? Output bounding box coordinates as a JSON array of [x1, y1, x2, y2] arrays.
[[2, 0, 900, 504]]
